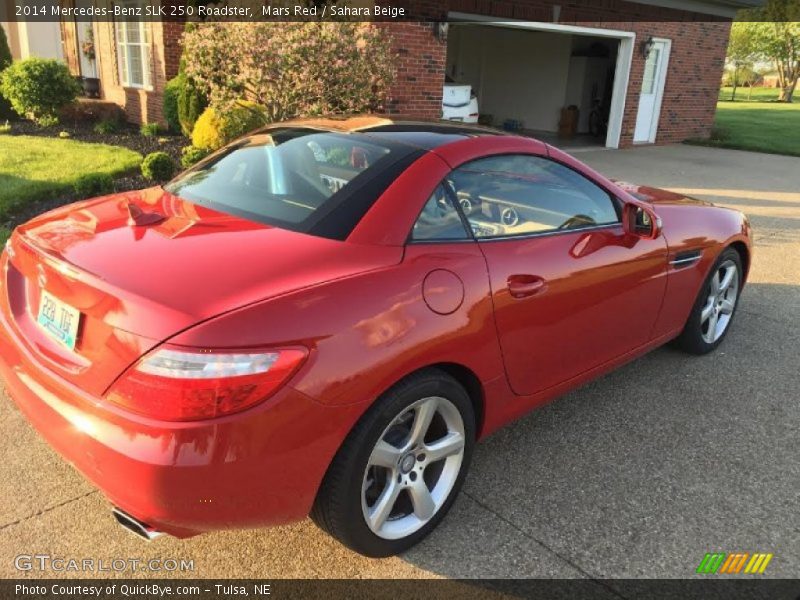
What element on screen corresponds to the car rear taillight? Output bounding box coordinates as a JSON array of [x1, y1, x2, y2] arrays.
[[105, 346, 308, 421]]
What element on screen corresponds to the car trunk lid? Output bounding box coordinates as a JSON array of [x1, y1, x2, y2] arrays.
[[3, 187, 401, 396]]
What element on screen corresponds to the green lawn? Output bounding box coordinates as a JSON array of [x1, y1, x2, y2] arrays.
[[718, 86, 784, 102], [688, 88, 800, 157], [0, 136, 142, 231]]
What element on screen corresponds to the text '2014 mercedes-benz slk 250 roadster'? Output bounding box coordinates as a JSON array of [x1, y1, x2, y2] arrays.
[[0, 117, 751, 557]]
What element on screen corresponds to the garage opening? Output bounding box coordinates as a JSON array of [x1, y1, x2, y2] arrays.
[[444, 20, 633, 149]]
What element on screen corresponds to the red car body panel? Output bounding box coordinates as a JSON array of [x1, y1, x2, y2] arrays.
[[171, 242, 506, 409], [0, 323, 365, 534], [478, 229, 668, 395], [15, 187, 402, 337], [0, 121, 752, 537], [6, 188, 401, 396]]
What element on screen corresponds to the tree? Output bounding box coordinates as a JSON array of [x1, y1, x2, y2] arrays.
[[726, 23, 757, 100], [738, 1, 800, 102], [183, 20, 395, 124]]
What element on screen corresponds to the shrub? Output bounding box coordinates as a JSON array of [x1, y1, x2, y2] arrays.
[[183, 22, 394, 122], [0, 58, 80, 125], [94, 118, 121, 134], [172, 30, 208, 136], [140, 122, 160, 137], [0, 92, 10, 120], [191, 101, 266, 151], [180, 145, 209, 168], [141, 151, 176, 182], [0, 26, 12, 120], [178, 74, 207, 137], [73, 172, 113, 198], [0, 25, 10, 72], [37, 115, 59, 128], [163, 74, 183, 134]]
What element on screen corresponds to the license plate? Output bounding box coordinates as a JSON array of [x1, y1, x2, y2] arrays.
[[37, 290, 80, 351]]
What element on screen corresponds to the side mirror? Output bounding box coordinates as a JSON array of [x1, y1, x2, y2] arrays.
[[623, 202, 662, 239]]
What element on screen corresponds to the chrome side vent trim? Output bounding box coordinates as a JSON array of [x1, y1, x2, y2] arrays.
[[670, 250, 702, 268]]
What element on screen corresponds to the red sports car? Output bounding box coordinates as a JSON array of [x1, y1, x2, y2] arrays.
[[0, 118, 751, 557]]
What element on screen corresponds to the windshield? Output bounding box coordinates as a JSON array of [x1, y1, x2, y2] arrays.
[[165, 130, 398, 233]]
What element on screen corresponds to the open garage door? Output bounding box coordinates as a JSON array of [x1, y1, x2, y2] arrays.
[[445, 16, 635, 149]]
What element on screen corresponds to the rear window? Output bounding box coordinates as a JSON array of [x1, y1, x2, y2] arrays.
[[165, 131, 400, 234]]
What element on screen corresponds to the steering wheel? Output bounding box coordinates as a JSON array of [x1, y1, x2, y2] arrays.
[[558, 214, 596, 230]]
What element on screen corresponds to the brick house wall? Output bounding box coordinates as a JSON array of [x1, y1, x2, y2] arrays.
[[62, 0, 730, 146], [379, 22, 448, 119], [61, 1, 183, 126], [381, 0, 732, 147]]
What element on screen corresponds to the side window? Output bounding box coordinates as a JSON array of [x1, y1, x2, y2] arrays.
[[449, 155, 620, 239], [411, 184, 470, 241]]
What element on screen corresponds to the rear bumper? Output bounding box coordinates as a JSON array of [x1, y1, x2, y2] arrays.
[[0, 307, 362, 537]]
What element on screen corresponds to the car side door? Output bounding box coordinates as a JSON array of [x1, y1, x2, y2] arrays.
[[447, 153, 668, 397]]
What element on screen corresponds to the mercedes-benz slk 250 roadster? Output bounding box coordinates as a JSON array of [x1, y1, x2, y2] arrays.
[[0, 118, 751, 556]]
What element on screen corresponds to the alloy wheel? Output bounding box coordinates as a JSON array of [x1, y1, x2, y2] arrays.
[[361, 396, 465, 540], [700, 259, 739, 344]]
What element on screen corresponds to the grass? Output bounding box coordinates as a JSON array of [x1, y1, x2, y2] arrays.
[[0, 135, 142, 224], [717, 86, 784, 102], [687, 88, 800, 157]]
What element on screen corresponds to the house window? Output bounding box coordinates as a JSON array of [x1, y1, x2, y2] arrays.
[[114, 4, 152, 89]]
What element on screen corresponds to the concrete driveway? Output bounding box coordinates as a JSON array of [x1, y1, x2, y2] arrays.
[[1, 144, 798, 581]]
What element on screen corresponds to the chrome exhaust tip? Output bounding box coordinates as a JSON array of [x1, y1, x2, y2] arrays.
[[112, 507, 164, 541]]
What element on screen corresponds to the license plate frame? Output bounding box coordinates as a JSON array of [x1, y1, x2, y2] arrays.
[[37, 290, 81, 351]]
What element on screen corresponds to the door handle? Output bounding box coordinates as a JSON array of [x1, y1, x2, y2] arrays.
[[507, 275, 547, 299]]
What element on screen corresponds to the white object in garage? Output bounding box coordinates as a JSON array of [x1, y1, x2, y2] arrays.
[[442, 83, 479, 123]]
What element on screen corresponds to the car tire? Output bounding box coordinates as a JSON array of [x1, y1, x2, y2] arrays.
[[675, 247, 743, 355], [311, 369, 475, 557]]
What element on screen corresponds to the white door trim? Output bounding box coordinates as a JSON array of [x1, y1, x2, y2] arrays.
[[634, 37, 671, 143], [447, 12, 636, 149]]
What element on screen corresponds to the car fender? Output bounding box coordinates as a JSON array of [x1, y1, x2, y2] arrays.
[[649, 203, 751, 339], [167, 242, 507, 415]]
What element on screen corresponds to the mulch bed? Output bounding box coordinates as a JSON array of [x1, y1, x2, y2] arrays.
[[9, 119, 185, 163], [3, 119, 188, 230]]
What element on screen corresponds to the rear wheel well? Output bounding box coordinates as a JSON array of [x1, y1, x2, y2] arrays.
[[427, 363, 485, 439], [729, 241, 750, 282]]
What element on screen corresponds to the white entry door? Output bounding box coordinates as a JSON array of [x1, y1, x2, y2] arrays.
[[633, 39, 670, 143]]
